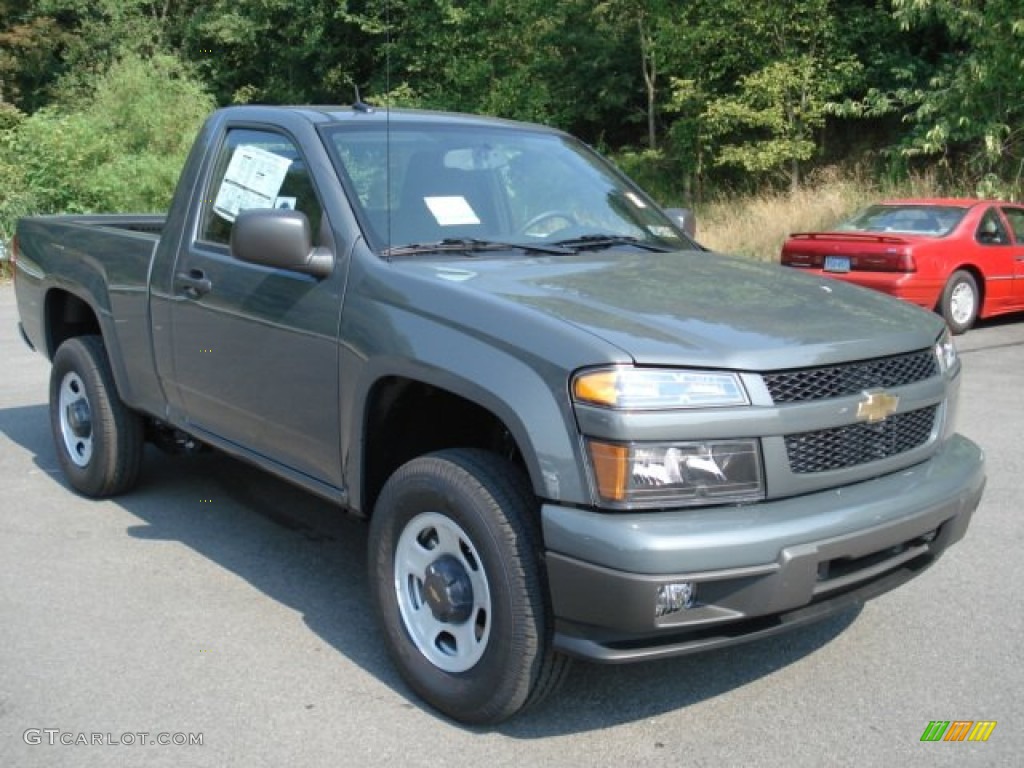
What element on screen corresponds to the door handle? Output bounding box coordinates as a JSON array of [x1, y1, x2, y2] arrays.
[[175, 269, 212, 298]]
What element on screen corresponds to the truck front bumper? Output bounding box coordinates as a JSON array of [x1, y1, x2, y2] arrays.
[[542, 434, 985, 662]]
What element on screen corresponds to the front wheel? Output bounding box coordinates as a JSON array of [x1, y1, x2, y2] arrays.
[[939, 270, 979, 335], [49, 336, 144, 497], [368, 449, 569, 724]]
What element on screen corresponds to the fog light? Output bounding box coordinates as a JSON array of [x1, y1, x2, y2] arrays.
[[656, 582, 697, 617]]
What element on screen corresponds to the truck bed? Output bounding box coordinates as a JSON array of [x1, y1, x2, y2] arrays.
[[15, 213, 168, 414]]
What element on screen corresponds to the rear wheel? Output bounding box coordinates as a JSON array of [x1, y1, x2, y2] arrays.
[[49, 336, 144, 497], [368, 448, 570, 724], [939, 270, 979, 334]]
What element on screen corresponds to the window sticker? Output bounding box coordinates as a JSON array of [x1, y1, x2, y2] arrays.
[[424, 196, 481, 226], [274, 196, 297, 210], [213, 145, 293, 222]]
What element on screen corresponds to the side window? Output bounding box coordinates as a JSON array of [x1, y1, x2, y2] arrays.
[[975, 208, 1009, 246], [199, 128, 324, 247], [1002, 207, 1024, 244]]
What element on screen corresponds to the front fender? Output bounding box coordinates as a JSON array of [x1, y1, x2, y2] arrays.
[[343, 315, 589, 509]]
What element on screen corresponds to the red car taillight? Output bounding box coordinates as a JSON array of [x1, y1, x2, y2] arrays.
[[781, 250, 811, 267], [851, 249, 916, 272], [880, 250, 915, 272]]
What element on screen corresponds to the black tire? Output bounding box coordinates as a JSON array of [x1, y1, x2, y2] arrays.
[[49, 335, 144, 497], [368, 448, 570, 724], [939, 270, 979, 335]]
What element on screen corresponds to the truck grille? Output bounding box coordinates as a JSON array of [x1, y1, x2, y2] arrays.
[[763, 350, 938, 404], [785, 405, 938, 473]]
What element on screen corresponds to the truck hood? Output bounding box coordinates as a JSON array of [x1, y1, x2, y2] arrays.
[[404, 249, 945, 370]]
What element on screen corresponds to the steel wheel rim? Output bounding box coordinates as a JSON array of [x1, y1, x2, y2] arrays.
[[58, 371, 93, 467], [393, 512, 492, 673], [950, 282, 975, 326]]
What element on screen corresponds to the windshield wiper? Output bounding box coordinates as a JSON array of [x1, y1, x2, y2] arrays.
[[385, 238, 572, 257], [552, 234, 675, 253]]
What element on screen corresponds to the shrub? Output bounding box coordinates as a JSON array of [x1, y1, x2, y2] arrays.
[[0, 51, 214, 238]]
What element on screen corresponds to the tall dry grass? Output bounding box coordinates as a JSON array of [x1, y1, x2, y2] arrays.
[[696, 169, 946, 261]]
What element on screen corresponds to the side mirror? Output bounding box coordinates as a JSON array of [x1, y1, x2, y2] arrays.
[[230, 209, 333, 278], [665, 207, 697, 239]]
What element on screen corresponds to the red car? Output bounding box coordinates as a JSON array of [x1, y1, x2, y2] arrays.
[[781, 198, 1024, 333]]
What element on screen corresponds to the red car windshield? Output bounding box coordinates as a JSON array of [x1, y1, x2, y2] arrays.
[[837, 205, 967, 237]]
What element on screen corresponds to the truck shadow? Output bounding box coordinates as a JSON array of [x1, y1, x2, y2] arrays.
[[505, 610, 860, 737], [1, 403, 54, 460], [1, 402, 859, 736]]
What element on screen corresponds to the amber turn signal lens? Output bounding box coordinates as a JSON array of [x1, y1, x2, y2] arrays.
[[573, 370, 620, 407], [586, 441, 628, 501]]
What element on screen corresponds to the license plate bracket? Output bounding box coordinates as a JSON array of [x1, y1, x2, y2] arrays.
[[824, 255, 851, 273]]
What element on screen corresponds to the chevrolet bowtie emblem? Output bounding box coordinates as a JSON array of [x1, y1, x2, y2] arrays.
[[857, 391, 899, 423]]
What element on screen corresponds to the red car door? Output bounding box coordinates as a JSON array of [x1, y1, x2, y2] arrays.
[[971, 206, 1017, 311], [1000, 206, 1024, 307]]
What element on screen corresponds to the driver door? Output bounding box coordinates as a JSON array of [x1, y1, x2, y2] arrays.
[[166, 127, 344, 486]]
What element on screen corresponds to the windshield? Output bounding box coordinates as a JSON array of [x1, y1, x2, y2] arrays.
[[322, 120, 690, 254], [836, 204, 967, 237]]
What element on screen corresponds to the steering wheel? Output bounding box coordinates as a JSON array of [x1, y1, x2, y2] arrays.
[[517, 210, 578, 237]]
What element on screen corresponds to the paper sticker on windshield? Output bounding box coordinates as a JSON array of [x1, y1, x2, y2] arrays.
[[424, 196, 481, 226], [213, 145, 293, 222]]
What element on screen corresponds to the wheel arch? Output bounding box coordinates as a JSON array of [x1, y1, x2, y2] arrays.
[[937, 264, 986, 314], [42, 286, 139, 401], [44, 287, 102, 359], [350, 361, 585, 518]]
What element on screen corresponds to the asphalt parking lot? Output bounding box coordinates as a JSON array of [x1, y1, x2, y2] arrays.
[[1, 282, 1021, 767]]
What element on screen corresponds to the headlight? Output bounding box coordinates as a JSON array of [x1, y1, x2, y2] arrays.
[[586, 439, 764, 508], [573, 367, 749, 409], [934, 329, 959, 373], [935, 328, 961, 439]]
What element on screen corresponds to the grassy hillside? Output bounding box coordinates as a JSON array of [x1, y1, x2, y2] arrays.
[[697, 171, 946, 261]]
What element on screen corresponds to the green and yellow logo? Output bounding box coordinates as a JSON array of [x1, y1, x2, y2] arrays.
[[920, 720, 997, 742]]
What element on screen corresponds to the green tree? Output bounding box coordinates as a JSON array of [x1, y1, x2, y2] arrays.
[[891, 0, 1024, 194], [0, 1, 73, 111], [704, 55, 861, 193], [593, 1, 677, 150], [697, 0, 861, 192], [337, 0, 634, 141], [28, 1, 174, 98], [4, 0, 1011, 213], [179, 0, 363, 104]]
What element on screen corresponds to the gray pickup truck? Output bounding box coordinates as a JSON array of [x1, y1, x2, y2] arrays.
[[12, 105, 985, 724]]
